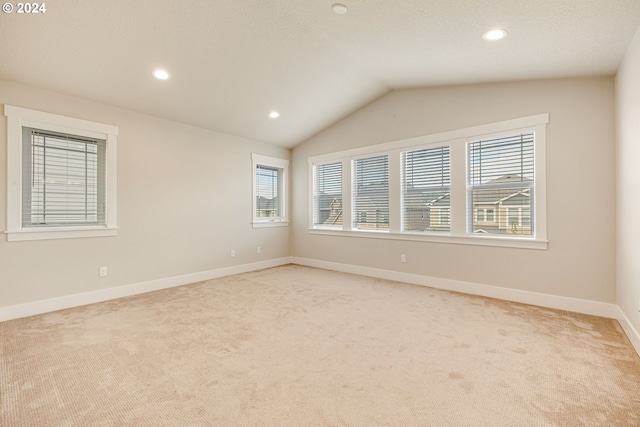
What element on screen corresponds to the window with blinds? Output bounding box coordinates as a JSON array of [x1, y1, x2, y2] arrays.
[[352, 155, 389, 230], [313, 162, 342, 227], [401, 146, 450, 232], [255, 165, 282, 218], [467, 132, 534, 236], [22, 127, 106, 227]]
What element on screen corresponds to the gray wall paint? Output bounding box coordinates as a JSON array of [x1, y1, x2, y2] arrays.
[[616, 27, 640, 334], [292, 77, 616, 303], [0, 79, 290, 307]]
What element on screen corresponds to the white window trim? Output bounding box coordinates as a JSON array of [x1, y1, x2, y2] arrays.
[[308, 113, 548, 250], [251, 153, 289, 228], [4, 104, 118, 242]]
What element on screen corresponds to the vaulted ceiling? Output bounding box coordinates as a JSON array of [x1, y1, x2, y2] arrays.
[[1, 0, 639, 148]]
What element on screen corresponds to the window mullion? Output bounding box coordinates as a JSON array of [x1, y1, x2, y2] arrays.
[[449, 140, 467, 237], [388, 150, 401, 233], [341, 158, 352, 231]]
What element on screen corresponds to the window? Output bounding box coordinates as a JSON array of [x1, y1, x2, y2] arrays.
[[23, 128, 106, 227], [467, 133, 534, 236], [352, 155, 389, 230], [401, 146, 450, 232], [312, 162, 342, 227], [308, 113, 548, 249], [486, 209, 495, 222], [252, 154, 289, 227], [4, 105, 118, 241]]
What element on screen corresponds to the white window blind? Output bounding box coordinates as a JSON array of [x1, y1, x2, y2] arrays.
[[313, 162, 342, 227], [22, 127, 106, 227], [467, 133, 534, 236], [255, 164, 281, 218], [352, 155, 389, 230], [401, 146, 450, 232]]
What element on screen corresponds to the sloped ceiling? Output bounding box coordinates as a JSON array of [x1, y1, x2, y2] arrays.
[[1, 0, 639, 148]]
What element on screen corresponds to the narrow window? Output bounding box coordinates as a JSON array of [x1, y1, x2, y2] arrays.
[[256, 165, 281, 218], [401, 146, 450, 232], [252, 154, 289, 227], [352, 155, 389, 230], [312, 162, 343, 227]]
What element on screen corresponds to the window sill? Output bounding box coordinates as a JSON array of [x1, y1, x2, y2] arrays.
[[6, 227, 118, 242], [252, 220, 290, 229], [308, 228, 548, 250]]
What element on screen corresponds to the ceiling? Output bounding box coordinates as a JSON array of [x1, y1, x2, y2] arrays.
[[1, 1, 640, 148]]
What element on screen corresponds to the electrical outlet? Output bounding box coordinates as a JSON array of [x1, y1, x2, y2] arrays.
[[99, 266, 108, 277], [256, 246, 261, 254], [231, 250, 236, 258], [401, 254, 407, 263]]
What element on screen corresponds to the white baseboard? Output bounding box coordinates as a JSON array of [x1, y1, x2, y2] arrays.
[[0, 257, 292, 322], [614, 307, 640, 356], [291, 257, 620, 319], [4, 256, 638, 358]]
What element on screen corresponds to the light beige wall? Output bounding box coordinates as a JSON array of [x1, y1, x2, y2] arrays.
[[0, 79, 289, 307], [292, 77, 616, 302], [616, 27, 640, 332]]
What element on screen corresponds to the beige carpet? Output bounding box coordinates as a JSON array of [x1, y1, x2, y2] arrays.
[[1, 265, 639, 426]]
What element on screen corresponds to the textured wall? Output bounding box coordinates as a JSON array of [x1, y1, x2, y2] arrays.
[[291, 77, 616, 303], [616, 27, 640, 333], [0, 79, 290, 307]]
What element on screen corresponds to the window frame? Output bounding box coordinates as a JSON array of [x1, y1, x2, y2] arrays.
[[308, 114, 548, 250], [4, 104, 118, 242], [251, 153, 289, 228]]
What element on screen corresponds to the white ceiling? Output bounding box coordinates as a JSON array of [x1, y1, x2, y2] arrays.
[[1, 1, 639, 148]]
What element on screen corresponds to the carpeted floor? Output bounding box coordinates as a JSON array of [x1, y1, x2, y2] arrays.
[[1, 264, 639, 426]]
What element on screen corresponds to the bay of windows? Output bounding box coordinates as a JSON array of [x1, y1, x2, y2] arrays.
[[309, 114, 548, 249]]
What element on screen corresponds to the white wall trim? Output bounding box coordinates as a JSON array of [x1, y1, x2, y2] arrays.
[[4, 255, 637, 358], [0, 257, 292, 322], [614, 306, 640, 356], [291, 257, 620, 319]]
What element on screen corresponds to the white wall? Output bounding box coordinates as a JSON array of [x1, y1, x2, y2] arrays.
[[616, 28, 640, 336], [0, 79, 290, 309], [292, 77, 616, 303]]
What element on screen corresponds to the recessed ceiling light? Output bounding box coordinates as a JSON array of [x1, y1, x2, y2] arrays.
[[483, 29, 507, 41], [332, 3, 348, 14], [153, 69, 170, 80], [269, 111, 280, 119]]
